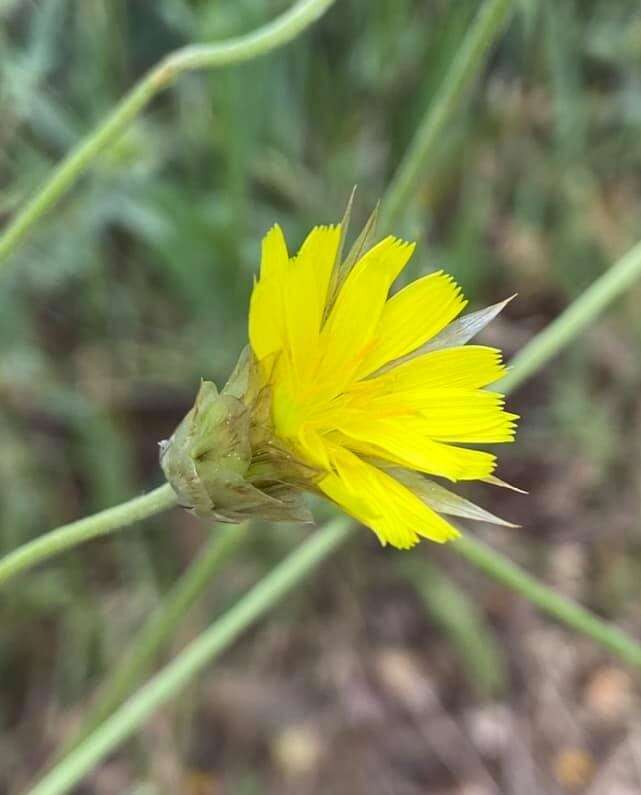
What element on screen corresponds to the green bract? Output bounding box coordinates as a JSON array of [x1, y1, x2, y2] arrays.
[[160, 349, 314, 523]]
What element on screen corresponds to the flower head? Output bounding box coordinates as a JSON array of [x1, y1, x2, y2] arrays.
[[161, 209, 518, 548]]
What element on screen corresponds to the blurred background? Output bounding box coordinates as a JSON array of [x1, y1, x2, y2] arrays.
[[2, 0, 641, 793]]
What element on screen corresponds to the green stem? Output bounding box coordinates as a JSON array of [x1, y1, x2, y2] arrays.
[[453, 534, 641, 669], [379, 0, 514, 233], [0, 0, 338, 268], [25, 519, 354, 795], [499, 238, 641, 393], [0, 484, 177, 588], [58, 522, 249, 758]]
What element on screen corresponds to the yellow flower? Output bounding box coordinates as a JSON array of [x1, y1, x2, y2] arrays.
[[160, 209, 518, 547], [248, 218, 518, 549]]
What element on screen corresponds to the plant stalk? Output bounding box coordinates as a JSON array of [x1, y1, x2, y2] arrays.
[[0, 484, 177, 588]]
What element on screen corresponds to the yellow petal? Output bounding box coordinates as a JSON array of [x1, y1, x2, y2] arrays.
[[356, 271, 467, 377], [332, 416, 497, 481], [344, 388, 517, 444], [319, 448, 459, 547], [315, 237, 415, 391], [358, 345, 508, 392], [249, 225, 289, 360], [411, 390, 517, 443], [283, 226, 340, 379], [259, 224, 289, 281], [297, 423, 333, 470]]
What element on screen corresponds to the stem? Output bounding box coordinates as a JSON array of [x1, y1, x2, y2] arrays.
[[25, 519, 354, 795], [0, 484, 177, 588], [0, 0, 338, 267], [452, 535, 641, 669], [379, 0, 514, 233], [499, 238, 641, 393], [58, 522, 249, 757]]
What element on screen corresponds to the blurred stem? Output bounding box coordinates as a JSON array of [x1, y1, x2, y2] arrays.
[[0, 484, 177, 588], [379, 0, 514, 233], [26, 518, 354, 795], [57, 522, 249, 759], [453, 535, 641, 669], [0, 0, 338, 268], [499, 238, 641, 392]]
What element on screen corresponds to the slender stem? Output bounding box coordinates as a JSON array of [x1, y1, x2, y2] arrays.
[[0, 0, 338, 267], [0, 484, 177, 588], [452, 535, 641, 668], [25, 518, 354, 795], [58, 522, 249, 757], [499, 238, 641, 393], [378, 0, 514, 233]]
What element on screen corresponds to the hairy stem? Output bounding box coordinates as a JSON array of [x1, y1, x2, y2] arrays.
[[0, 484, 177, 588]]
